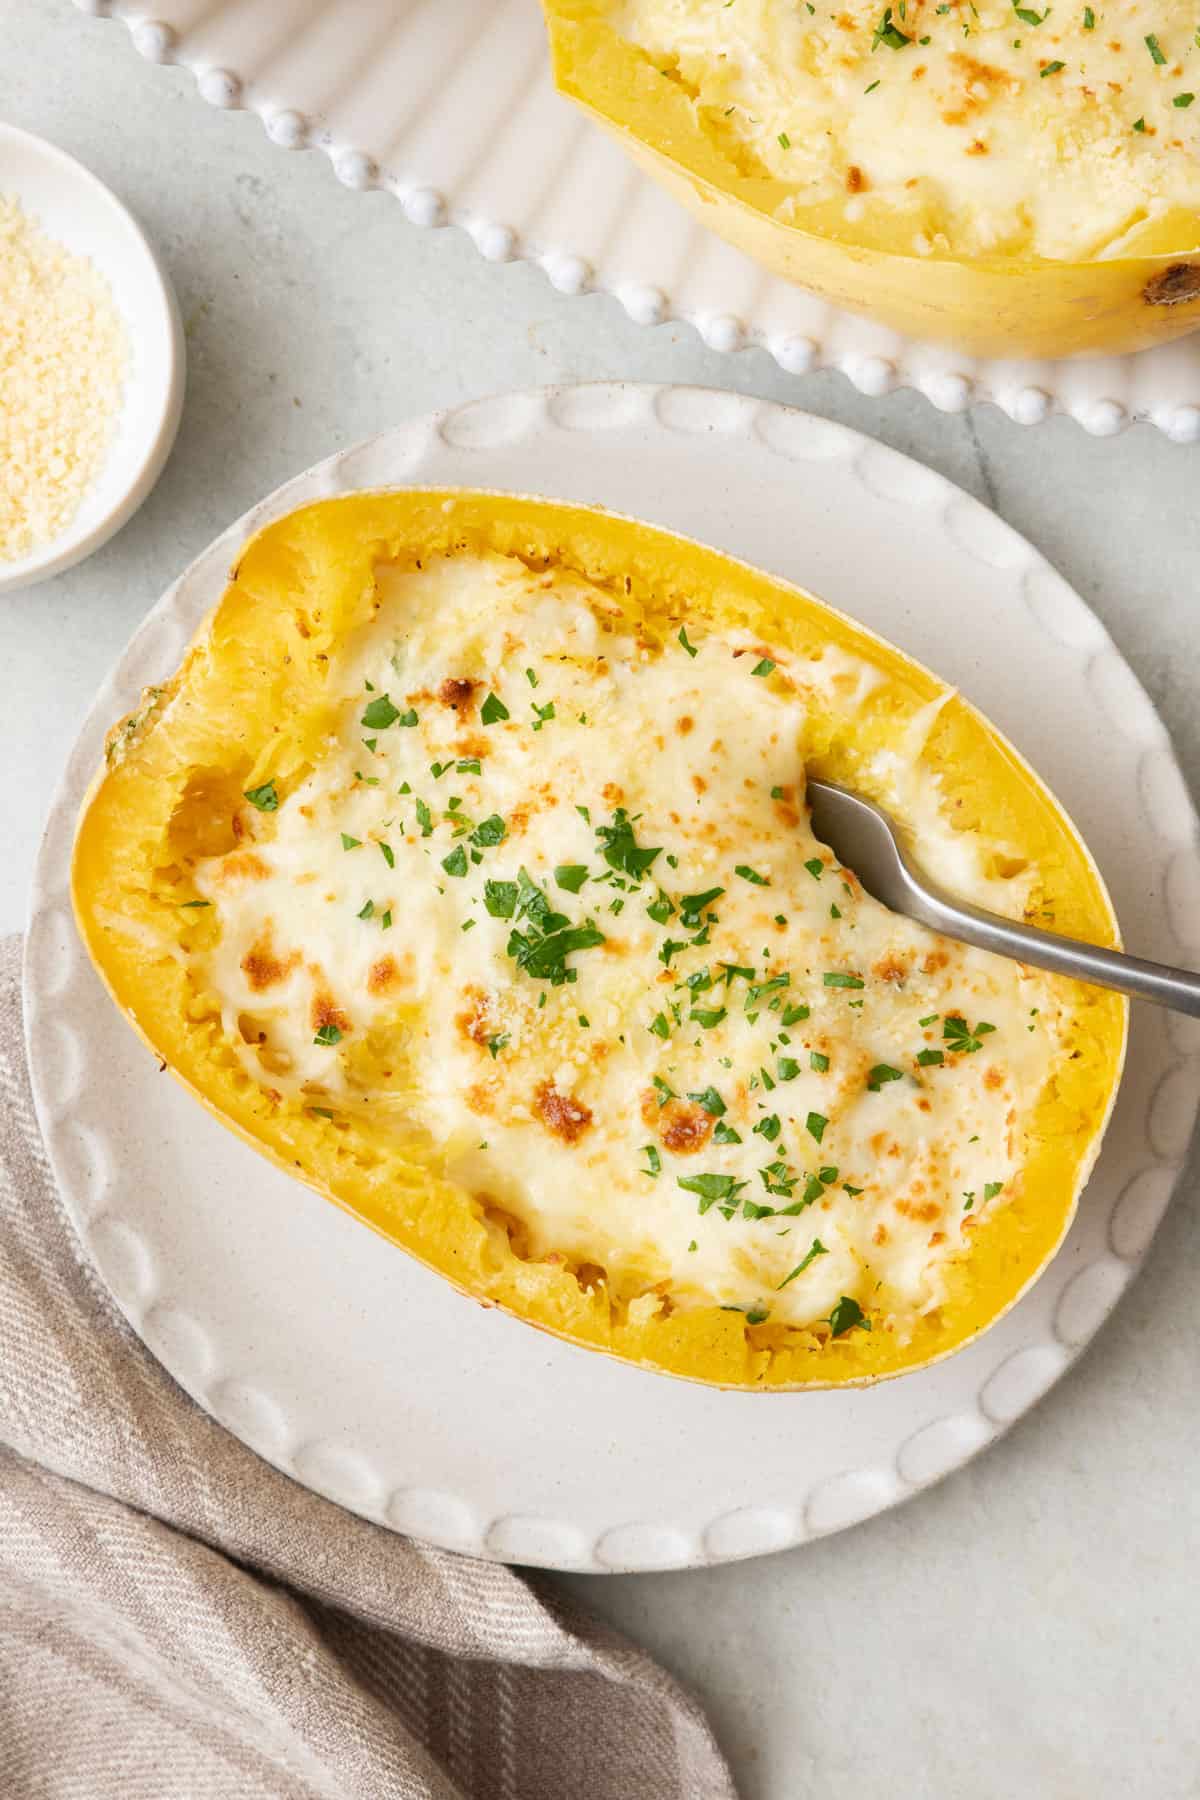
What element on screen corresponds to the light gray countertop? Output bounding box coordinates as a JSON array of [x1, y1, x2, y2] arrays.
[[5, 6, 1200, 1796]]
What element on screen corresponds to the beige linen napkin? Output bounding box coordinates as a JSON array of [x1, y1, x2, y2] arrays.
[[0, 936, 736, 1800]]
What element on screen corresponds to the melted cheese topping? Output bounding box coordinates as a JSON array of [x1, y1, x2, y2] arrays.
[[192, 553, 1069, 1337], [613, 0, 1200, 260]]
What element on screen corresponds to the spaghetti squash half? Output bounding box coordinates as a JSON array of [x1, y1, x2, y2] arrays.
[[73, 492, 1125, 1387], [541, 0, 1200, 358]]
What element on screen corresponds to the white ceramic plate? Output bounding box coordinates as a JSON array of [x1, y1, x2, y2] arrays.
[[77, 0, 1200, 441], [25, 384, 1200, 1572], [0, 123, 184, 593]]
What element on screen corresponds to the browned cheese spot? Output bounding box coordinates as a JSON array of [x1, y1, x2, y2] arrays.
[[456, 985, 493, 1049], [219, 851, 273, 884], [641, 1091, 714, 1155], [241, 935, 300, 992], [534, 1082, 593, 1144], [439, 676, 478, 712], [311, 992, 352, 1037], [896, 1198, 940, 1222], [368, 956, 400, 996]]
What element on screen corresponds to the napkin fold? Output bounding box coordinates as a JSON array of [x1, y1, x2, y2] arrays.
[[0, 936, 736, 1800]]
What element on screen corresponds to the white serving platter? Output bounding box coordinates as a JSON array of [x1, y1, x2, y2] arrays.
[[76, 0, 1200, 440], [25, 383, 1200, 1571]]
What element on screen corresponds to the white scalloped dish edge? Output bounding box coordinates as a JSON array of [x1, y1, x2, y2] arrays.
[[25, 384, 1200, 1571], [73, 0, 1200, 441]]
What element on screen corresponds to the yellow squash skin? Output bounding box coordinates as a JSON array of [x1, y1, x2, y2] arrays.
[[73, 491, 1126, 1389], [541, 0, 1200, 359]]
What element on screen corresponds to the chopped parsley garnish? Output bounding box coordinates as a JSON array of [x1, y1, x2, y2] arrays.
[[457, 757, 481, 775], [531, 701, 556, 730], [360, 694, 401, 730], [688, 1086, 726, 1117], [379, 841, 395, 869], [1145, 31, 1166, 63], [486, 1032, 509, 1059], [525, 667, 539, 688], [649, 1012, 671, 1039], [778, 1239, 828, 1288], [179, 899, 211, 908], [984, 1180, 1004, 1201], [647, 891, 676, 923], [713, 1122, 743, 1145], [827, 1296, 869, 1337], [753, 1114, 781, 1141], [680, 887, 724, 928], [414, 799, 433, 837], [313, 1023, 342, 1047], [357, 899, 375, 920], [470, 814, 507, 848], [810, 1051, 829, 1072], [735, 864, 769, 885], [806, 1110, 828, 1143], [777, 1057, 801, 1081], [872, 5, 912, 49], [678, 625, 698, 658], [484, 879, 519, 918], [480, 692, 510, 725], [243, 781, 278, 812], [867, 1064, 904, 1090], [442, 846, 468, 877], [596, 809, 662, 880], [678, 1173, 747, 1213], [380, 909, 392, 930], [823, 971, 864, 989], [804, 858, 824, 880], [751, 658, 776, 677], [640, 1145, 662, 1177], [916, 1048, 944, 1067], [652, 1075, 675, 1105], [341, 833, 361, 851], [782, 1002, 810, 1027], [504, 867, 605, 985], [943, 1015, 996, 1055], [919, 1012, 939, 1027], [555, 864, 590, 894], [690, 1007, 727, 1029]]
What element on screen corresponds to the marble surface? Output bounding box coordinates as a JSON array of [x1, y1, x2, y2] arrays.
[[5, 5, 1200, 1796]]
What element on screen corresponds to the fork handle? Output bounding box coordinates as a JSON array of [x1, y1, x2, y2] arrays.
[[901, 864, 1200, 1017]]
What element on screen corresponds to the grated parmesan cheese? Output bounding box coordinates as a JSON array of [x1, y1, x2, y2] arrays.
[[0, 195, 128, 563]]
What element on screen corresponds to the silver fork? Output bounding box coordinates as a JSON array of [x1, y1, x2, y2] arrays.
[[807, 778, 1200, 1016]]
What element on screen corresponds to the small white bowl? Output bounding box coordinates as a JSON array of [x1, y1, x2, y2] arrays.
[[0, 124, 185, 594]]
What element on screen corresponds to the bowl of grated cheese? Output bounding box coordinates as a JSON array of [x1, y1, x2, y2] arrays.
[[0, 123, 184, 593]]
